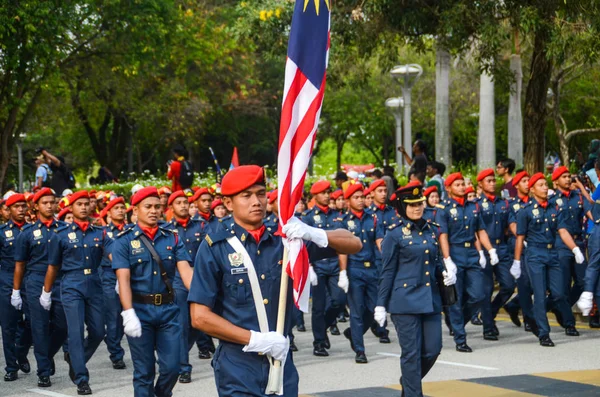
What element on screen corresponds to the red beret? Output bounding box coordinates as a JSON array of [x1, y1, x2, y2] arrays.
[[32, 187, 55, 203], [330, 190, 343, 200], [476, 168, 495, 182], [158, 186, 172, 196], [465, 186, 475, 195], [424, 186, 438, 197], [221, 165, 265, 196], [404, 181, 422, 189], [310, 180, 331, 195], [344, 183, 363, 199], [5, 193, 26, 207], [211, 199, 224, 211], [529, 173, 546, 189], [444, 172, 464, 187], [390, 193, 397, 201], [369, 179, 386, 191], [189, 187, 211, 203], [363, 186, 372, 196], [512, 171, 529, 187], [89, 190, 97, 196], [551, 165, 569, 181], [105, 197, 125, 212], [167, 190, 186, 206], [131, 186, 159, 206], [268, 189, 278, 204], [58, 207, 72, 220], [99, 207, 108, 220], [69, 190, 90, 204]]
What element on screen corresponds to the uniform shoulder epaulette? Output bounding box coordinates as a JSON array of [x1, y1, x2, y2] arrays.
[[204, 229, 230, 247], [0, 223, 7, 231], [301, 210, 310, 217], [116, 227, 134, 238], [21, 223, 34, 231], [387, 218, 403, 231], [55, 224, 70, 233], [435, 204, 445, 209], [428, 221, 440, 228]]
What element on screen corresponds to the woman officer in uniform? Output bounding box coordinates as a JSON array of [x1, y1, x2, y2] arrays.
[[374, 182, 456, 397]]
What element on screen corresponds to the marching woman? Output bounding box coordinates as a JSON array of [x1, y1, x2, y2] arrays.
[[375, 182, 457, 397], [423, 186, 440, 223]]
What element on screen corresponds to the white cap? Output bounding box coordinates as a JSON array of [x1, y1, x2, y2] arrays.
[[62, 189, 73, 197], [347, 171, 359, 180], [131, 184, 144, 195]]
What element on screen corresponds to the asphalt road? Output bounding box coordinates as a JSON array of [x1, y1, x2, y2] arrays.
[[1, 313, 599, 397]]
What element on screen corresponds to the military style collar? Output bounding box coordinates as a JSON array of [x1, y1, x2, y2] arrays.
[[36, 218, 59, 229], [227, 222, 274, 245], [7, 219, 27, 230]]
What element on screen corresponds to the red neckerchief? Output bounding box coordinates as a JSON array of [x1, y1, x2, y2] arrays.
[[13, 220, 25, 229], [484, 193, 496, 202], [453, 196, 465, 206], [40, 218, 54, 228], [518, 194, 529, 203], [316, 204, 329, 214], [560, 189, 570, 198], [198, 211, 210, 221], [247, 225, 266, 243], [351, 210, 364, 219], [376, 203, 386, 211], [538, 200, 548, 209], [175, 217, 189, 228], [112, 221, 125, 231], [140, 224, 159, 240], [74, 220, 89, 232]]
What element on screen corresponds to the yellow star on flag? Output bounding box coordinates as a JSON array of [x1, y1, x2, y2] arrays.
[[303, 0, 330, 15]]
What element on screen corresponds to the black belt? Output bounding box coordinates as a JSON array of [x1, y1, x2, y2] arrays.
[[528, 242, 554, 249], [132, 293, 174, 306], [450, 241, 475, 248]]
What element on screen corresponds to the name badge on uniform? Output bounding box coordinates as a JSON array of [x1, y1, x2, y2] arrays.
[[228, 252, 244, 267], [68, 232, 79, 243], [231, 267, 248, 275], [402, 227, 412, 239], [131, 239, 144, 255]]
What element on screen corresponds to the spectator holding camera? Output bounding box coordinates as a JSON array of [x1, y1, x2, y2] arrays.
[[36, 148, 75, 196]]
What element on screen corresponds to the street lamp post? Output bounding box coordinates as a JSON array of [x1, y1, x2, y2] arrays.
[[390, 64, 423, 165], [385, 97, 404, 170]]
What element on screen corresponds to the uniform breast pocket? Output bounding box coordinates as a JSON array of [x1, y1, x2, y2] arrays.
[[395, 277, 419, 290], [223, 273, 252, 306], [130, 252, 152, 279]]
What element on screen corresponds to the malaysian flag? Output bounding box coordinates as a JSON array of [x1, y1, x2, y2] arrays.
[[277, 0, 331, 313]]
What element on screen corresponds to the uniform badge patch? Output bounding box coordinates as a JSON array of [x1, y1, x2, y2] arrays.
[[68, 232, 77, 240], [482, 202, 489, 209], [107, 232, 113, 238], [450, 208, 457, 216], [556, 198, 563, 206], [347, 220, 356, 230], [314, 215, 322, 223], [513, 204, 520, 211], [131, 240, 141, 249], [228, 252, 244, 267], [402, 227, 411, 236], [5, 230, 13, 238], [33, 229, 42, 237], [532, 209, 539, 217]]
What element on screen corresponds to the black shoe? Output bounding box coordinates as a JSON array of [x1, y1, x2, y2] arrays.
[[355, 351, 368, 364], [455, 343, 473, 353], [38, 376, 52, 388], [179, 372, 192, 384], [296, 324, 306, 332], [524, 321, 532, 332], [589, 315, 600, 328], [324, 335, 331, 349], [524, 318, 540, 337], [343, 328, 355, 352], [329, 325, 340, 335], [313, 345, 329, 357], [198, 349, 212, 360], [112, 359, 126, 370], [492, 324, 500, 336], [565, 326, 580, 336], [77, 380, 92, 395], [551, 309, 565, 328], [337, 315, 347, 323], [4, 372, 18, 382], [370, 324, 380, 338], [290, 341, 298, 352], [449, 329, 454, 336], [470, 316, 483, 326], [18, 359, 30, 374], [379, 335, 391, 344], [539, 336, 555, 347], [50, 359, 55, 376], [505, 307, 522, 327], [483, 331, 498, 341]]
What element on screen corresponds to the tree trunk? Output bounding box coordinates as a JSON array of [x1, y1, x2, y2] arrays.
[[523, 27, 553, 174], [508, 54, 523, 166], [336, 139, 342, 170], [435, 46, 452, 167], [478, 70, 496, 169]]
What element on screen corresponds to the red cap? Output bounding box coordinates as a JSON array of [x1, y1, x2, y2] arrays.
[[89, 190, 97, 196], [444, 172, 464, 187], [105, 197, 125, 212], [424, 186, 438, 197], [528, 173, 546, 189], [5, 193, 26, 207], [131, 186, 159, 206], [167, 190, 187, 206], [211, 199, 224, 211], [404, 181, 422, 189], [32, 187, 55, 203], [158, 186, 172, 196], [476, 168, 495, 182], [99, 207, 108, 220], [390, 193, 397, 201], [363, 186, 372, 196], [69, 190, 90, 204], [513, 171, 529, 187], [269, 189, 278, 204], [310, 180, 331, 195], [551, 166, 569, 181], [465, 186, 475, 194], [344, 183, 364, 199], [221, 165, 265, 196], [330, 190, 343, 200], [189, 187, 211, 203], [369, 179, 386, 191], [58, 207, 72, 220]]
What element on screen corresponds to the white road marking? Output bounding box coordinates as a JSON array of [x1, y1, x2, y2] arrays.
[[376, 352, 499, 371], [26, 389, 73, 397]]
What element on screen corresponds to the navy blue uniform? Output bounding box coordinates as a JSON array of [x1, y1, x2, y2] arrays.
[[434, 198, 485, 345], [112, 225, 191, 397], [423, 207, 438, 224], [516, 198, 575, 338], [49, 223, 112, 385], [477, 195, 514, 334], [188, 222, 335, 396], [339, 211, 384, 353], [583, 220, 600, 300], [0, 221, 32, 375], [14, 219, 67, 378], [302, 205, 345, 347], [378, 219, 444, 397]]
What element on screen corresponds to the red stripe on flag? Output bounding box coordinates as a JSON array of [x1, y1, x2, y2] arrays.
[[278, 68, 307, 151]]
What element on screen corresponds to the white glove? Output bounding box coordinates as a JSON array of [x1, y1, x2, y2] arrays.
[[523, 241, 528, 248], [442, 270, 456, 286], [11, 290, 22, 311], [121, 308, 142, 338], [308, 266, 318, 286], [573, 247, 585, 265], [577, 291, 594, 316], [243, 330, 290, 362], [40, 288, 52, 311], [478, 250, 487, 269], [282, 216, 328, 248], [488, 248, 499, 266], [338, 270, 349, 293], [115, 280, 120, 295], [510, 260, 521, 279], [374, 306, 387, 327], [443, 257, 457, 276]]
